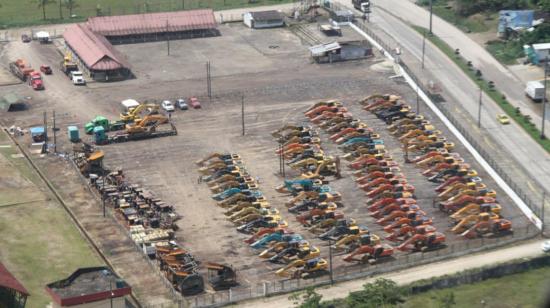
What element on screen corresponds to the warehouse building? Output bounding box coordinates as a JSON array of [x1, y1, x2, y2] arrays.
[[243, 10, 285, 29], [63, 24, 131, 81], [62, 9, 218, 81], [87, 9, 219, 44]]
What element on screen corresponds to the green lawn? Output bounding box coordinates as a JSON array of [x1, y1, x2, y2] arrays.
[[0, 129, 101, 307], [412, 25, 550, 154], [485, 40, 524, 65], [401, 266, 550, 308], [0, 0, 293, 28]]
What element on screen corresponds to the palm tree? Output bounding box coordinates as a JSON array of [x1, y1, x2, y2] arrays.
[[64, 0, 79, 17], [35, 0, 56, 20]]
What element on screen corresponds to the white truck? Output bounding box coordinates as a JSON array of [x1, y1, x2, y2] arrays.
[[70, 71, 86, 85], [525, 81, 545, 102]]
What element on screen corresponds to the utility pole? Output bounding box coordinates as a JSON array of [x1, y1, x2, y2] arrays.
[[421, 30, 426, 69], [542, 191, 546, 236], [328, 239, 334, 285], [416, 82, 420, 114], [477, 84, 482, 128], [428, 0, 433, 35], [541, 56, 548, 139], [166, 20, 170, 56], [241, 94, 245, 136], [52, 110, 57, 153], [206, 61, 212, 99], [43, 111, 48, 153]]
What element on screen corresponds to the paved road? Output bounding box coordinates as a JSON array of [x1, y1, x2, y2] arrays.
[[328, 0, 550, 221], [369, 0, 549, 134], [237, 239, 547, 307]]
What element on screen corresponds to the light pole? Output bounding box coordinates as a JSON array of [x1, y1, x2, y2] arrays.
[[541, 56, 548, 139], [477, 85, 482, 128], [421, 30, 426, 69]]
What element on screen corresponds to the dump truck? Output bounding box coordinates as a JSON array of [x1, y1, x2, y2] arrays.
[[9, 59, 34, 81], [525, 81, 545, 102], [60, 56, 79, 76], [28, 71, 44, 90], [85, 116, 126, 134]]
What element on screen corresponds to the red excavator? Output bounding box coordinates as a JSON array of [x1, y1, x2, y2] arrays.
[[461, 213, 512, 239], [343, 243, 394, 264], [397, 225, 446, 252]]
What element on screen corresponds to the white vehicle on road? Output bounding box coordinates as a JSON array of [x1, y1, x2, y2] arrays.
[[161, 100, 175, 112], [542, 241, 550, 253], [70, 71, 86, 85]]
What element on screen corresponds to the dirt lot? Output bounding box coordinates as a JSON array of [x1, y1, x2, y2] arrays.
[[0, 19, 533, 305]]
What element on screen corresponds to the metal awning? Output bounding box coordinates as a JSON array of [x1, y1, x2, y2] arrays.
[[309, 42, 341, 57]]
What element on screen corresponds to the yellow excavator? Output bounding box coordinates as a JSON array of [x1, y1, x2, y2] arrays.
[[451, 212, 500, 234], [124, 114, 168, 134], [275, 258, 328, 278], [120, 103, 160, 123]]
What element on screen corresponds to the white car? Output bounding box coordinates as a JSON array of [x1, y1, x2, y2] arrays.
[[70, 71, 86, 85], [161, 100, 175, 112], [542, 241, 550, 253]]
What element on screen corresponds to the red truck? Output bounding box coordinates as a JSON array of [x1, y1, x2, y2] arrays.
[[28, 71, 44, 90]]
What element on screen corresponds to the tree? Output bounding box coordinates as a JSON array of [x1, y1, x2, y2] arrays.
[[35, 0, 56, 20], [346, 278, 405, 308], [289, 287, 323, 308], [64, 0, 79, 17]]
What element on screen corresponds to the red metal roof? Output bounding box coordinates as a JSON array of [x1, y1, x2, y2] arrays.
[[0, 262, 29, 296], [86, 9, 217, 37], [63, 24, 130, 71]]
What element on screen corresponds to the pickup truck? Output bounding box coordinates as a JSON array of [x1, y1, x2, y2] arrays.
[[71, 71, 86, 85]]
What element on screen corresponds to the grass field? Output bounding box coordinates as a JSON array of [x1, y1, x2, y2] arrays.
[[0, 0, 293, 28], [0, 129, 101, 307], [402, 266, 550, 308]]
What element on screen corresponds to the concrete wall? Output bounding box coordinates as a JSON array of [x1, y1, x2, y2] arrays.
[[52, 296, 125, 308]]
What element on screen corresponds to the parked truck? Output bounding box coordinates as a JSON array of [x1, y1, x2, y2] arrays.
[[28, 71, 44, 90], [9, 59, 34, 81], [60, 56, 79, 76], [525, 81, 546, 102], [352, 0, 371, 13], [85, 116, 126, 134]]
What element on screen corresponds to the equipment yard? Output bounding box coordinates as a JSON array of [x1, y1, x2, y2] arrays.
[[0, 10, 538, 307]]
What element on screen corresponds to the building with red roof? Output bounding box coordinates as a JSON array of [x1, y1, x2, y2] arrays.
[[45, 267, 131, 308], [0, 262, 29, 308], [62, 9, 218, 81]]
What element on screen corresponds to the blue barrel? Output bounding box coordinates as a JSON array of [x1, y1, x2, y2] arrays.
[[67, 125, 79, 142]]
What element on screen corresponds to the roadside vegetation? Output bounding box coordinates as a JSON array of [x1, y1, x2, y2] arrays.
[[413, 25, 550, 153], [291, 267, 550, 308], [415, 0, 550, 64], [0, 0, 292, 28]]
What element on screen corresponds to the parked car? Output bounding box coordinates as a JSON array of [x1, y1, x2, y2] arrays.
[[40, 65, 52, 75], [176, 98, 188, 110], [542, 241, 550, 253], [21, 34, 31, 43], [189, 97, 201, 109], [161, 100, 175, 112], [496, 114, 510, 125]]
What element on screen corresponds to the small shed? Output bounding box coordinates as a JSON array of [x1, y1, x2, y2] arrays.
[[309, 41, 372, 63], [533, 43, 550, 61], [30, 126, 46, 142], [243, 10, 285, 29], [0, 93, 27, 112]]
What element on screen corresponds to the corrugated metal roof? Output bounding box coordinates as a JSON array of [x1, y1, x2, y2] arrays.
[[63, 24, 129, 71], [533, 43, 550, 50], [250, 10, 284, 21], [87, 9, 217, 37], [0, 262, 29, 296], [309, 42, 341, 56]]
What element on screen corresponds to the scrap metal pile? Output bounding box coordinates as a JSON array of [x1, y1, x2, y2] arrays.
[[73, 145, 237, 296], [360, 94, 513, 239], [196, 153, 329, 279]]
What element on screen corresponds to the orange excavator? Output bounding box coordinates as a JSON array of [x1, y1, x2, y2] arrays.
[[461, 213, 512, 239], [396, 225, 446, 252], [343, 242, 394, 264]]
